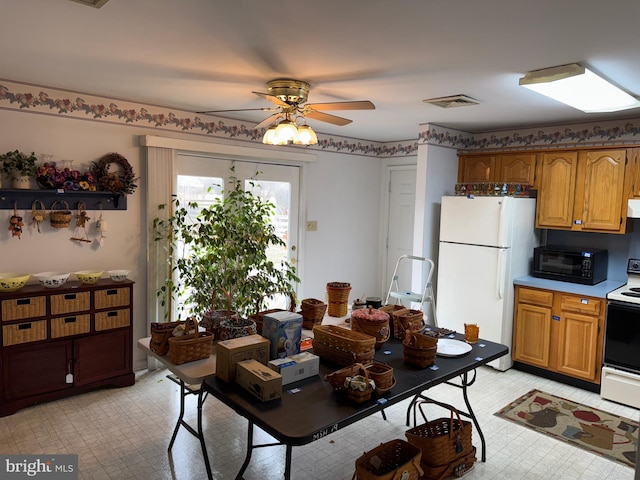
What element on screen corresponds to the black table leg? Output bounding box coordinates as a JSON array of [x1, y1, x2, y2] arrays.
[[168, 378, 187, 451], [460, 371, 486, 462], [236, 421, 254, 480]]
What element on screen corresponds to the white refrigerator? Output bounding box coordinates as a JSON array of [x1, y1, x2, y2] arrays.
[[436, 195, 539, 371]]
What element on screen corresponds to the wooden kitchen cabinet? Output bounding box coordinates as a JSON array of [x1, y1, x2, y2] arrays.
[[458, 153, 537, 187], [513, 286, 605, 385], [0, 280, 135, 416], [536, 149, 630, 233]]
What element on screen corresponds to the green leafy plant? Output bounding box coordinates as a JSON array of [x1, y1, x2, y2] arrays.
[[0, 150, 38, 180], [153, 168, 299, 320]]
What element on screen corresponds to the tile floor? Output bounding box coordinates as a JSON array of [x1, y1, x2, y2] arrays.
[[0, 365, 637, 480]]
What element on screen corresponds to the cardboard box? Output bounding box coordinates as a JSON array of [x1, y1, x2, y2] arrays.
[[216, 334, 270, 382], [268, 352, 320, 385], [262, 311, 303, 360], [236, 359, 282, 401]]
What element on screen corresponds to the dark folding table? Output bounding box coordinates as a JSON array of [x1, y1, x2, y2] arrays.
[[203, 335, 508, 480]]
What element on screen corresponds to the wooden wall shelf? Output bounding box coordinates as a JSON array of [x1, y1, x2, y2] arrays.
[[0, 189, 127, 211]]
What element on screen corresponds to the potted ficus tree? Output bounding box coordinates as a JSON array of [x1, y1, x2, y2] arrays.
[[0, 150, 38, 189], [153, 167, 299, 338]]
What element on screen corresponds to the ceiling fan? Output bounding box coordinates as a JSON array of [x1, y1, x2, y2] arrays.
[[197, 78, 375, 145]]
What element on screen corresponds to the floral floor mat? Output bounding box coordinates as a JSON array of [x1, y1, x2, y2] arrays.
[[495, 389, 638, 468]]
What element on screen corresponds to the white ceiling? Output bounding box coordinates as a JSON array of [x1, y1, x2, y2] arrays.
[[2, 0, 640, 143]]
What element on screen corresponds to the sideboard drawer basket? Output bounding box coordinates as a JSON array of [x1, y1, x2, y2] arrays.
[[94, 287, 130, 310], [50, 291, 90, 315], [51, 314, 90, 338], [1, 297, 46, 322], [3, 320, 47, 346], [95, 309, 130, 331]]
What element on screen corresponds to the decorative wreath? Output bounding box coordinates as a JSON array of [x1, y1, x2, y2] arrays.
[[90, 152, 138, 194]]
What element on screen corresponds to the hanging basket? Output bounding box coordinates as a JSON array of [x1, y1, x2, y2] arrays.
[[49, 200, 72, 229]]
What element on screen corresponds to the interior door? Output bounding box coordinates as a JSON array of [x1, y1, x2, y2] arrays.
[[385, 168, 416, 300]]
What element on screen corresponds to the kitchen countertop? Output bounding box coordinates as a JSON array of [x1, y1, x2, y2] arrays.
[[514, 275, 626, 298]]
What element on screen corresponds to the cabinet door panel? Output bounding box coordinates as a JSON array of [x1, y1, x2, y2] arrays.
[[498, 154, 537, 186], [536, 152, 578, 228], [513, 303, 551, 368], [74, 330, 131, 386], [580, 150, 625, 231], [556, 311, 598, 381], [458, 155, 495, 183], [2, 341, 72, 400]]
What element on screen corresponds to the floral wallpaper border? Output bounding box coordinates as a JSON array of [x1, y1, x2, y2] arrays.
[[3, 79, 639, 156], [419, 119, 640, 151], [0, 80, 418, 158]]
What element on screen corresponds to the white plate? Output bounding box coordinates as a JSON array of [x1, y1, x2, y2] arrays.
[[436, 338, 472, 357]]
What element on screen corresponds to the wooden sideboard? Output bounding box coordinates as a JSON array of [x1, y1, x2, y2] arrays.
[[0, 279, 134, 416]]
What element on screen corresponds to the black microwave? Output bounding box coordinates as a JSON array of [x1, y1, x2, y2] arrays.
[[533, 245, 608, 285]]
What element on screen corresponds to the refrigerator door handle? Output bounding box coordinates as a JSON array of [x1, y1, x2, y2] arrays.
[[498, 199, 506, 245], [496, 249, 505, 299]]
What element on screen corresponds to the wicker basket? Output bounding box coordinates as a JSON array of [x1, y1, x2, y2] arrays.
[[354, 439, 423, 480], [351, 307, 390, 350], [326, 282, 351, 317], [201, 289, 238, 338], [325, 362, 367, 393], [249, 292, 296, 334], [312, 339, 374, 366], [301, 298, 327, 329], [150, 320, 182, 356], [379, 305, 408, 338], [364, 361, 395, 394], [168, 317, 214, 365], [394, 309, 424, 340], [405, 400, 474, 472], [219, 317, 257, 341], [49, 200, 72, 229], [420, 448, 476, 480], [403, 331, 437, 368], [313, 325, 376, 353]]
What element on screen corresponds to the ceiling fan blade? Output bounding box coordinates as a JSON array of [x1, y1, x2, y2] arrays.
[[197, 107, 279, 114], [253, 91, 289, 107], [305, 110, 352, 126], [254, 112, 283, 130], [305, 100, 375, 111]]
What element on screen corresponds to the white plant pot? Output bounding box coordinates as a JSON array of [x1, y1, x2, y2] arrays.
[[12, 175, 31, 189]]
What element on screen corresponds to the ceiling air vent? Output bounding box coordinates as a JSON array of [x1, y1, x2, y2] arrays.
[[423, 95, 481, 108], [68, 0, 110, 7]]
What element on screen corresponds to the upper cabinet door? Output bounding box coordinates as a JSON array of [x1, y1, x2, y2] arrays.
[[457, 155, 496, 183], [579, 150, 626, 231], [498, 153, 538, 187], [536, 151, 578, 229]]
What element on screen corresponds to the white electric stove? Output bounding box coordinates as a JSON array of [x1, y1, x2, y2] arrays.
[[601, 259, 640, 409]]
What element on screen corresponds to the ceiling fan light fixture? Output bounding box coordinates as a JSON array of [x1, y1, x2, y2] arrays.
[[519, 63, 640, 113], [262, 125, 278, 144], [295, 124, 318, 145], [274, 119, 299, 144]]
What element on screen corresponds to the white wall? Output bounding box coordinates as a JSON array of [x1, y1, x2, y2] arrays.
[[0, 108, 388, 369]]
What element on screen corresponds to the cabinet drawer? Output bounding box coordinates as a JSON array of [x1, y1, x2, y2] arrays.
[[51, 291, 90, 315], [3, 320, 47, 346], [560, 295, 602, 316], [51, 314, 90, 339], [94, 288, 130, 310], [518, 287, 553, 307], [95, 309, 130, 331], [1, 296, 46, 322]]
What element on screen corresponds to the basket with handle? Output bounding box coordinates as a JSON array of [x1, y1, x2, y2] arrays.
[[351, 307, 391, 350], [149, 320, 182, 356], [249, 291, 296, 334], [364, 361, 395, 394], [394, 309, 424, 340], [405, 399, 474, 473], [168, 317, 214, 365], [312, 339, 375, 366], [354, 439, 423, 480], [201, 289, 238, 338], [313, 325, 376, 353], [49, 200, 72, 228], [344, 362, 375, 403], [402, 331, 437, 368], [326, 281, 351, 317], [301, 298, 327, 329], [325, 362, 367, 393]]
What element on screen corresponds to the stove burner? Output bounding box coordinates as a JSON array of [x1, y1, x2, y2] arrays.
[[621, 291, 640, 298]]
